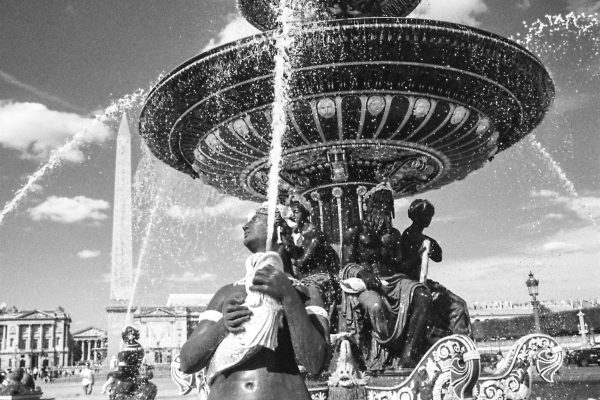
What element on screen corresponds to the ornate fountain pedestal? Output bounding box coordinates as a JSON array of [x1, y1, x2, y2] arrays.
[[0, 370, 42, 400], [171, 333, 563, 400], [473, 334, 564, 400], [309, 334, 564, 400]]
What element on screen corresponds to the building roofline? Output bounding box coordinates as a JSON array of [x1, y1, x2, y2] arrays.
[[72, 326, 107, 336]]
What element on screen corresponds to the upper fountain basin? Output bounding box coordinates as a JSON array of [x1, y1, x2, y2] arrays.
[[139, 17, 554, 202], [237, 0, 423, 31]]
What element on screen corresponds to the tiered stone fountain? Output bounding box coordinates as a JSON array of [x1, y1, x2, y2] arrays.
[[140, 1, 564, 399]]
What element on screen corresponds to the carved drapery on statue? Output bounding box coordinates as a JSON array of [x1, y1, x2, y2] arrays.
[[340, 264, 426, 369]]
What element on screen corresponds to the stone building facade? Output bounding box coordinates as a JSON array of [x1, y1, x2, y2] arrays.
[[0, 307, 71, 369], [72, 327, 107, 364], [105, 294, 212, 364], [133, 306, 202, 365]]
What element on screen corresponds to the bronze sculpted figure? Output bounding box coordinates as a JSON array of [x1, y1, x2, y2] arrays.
[[341, 183, 432, 369], [281, 193, 340, 316], [400, 199, 472, 341], [104, 326, 157, 400], [179, 204, 330, 400]]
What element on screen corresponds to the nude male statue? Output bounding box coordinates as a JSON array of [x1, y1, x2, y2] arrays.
[[179, 204, 330, 400], [400, 199, 472, 341]]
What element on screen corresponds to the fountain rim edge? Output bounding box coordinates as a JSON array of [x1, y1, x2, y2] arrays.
[[141, 16, 550, 104]]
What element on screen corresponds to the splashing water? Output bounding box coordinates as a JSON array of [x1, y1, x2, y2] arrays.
[[515, 13, 600, 196], [528, 135, 578, 197], [0, 136, 82, 226], [0, 89, 147, 226], [123, 194, 162, 328], [512, 13, 600, 231], [266, 0, 296, 249], [514, 12, 600, 63]]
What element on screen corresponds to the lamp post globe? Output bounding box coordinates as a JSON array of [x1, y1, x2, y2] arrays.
[[526, 271, 539, 299]]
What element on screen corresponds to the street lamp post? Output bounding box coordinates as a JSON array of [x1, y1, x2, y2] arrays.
[[577, 310, 589, 347], [526, 271, 541, 333]]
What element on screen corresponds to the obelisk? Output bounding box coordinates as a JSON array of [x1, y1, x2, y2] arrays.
[[106, 112, 135, 361]]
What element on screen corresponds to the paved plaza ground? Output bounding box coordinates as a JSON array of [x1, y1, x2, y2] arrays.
[[35, 365, 600, 400], [38, 376, 181, 400], [530, 365, 600, 399]]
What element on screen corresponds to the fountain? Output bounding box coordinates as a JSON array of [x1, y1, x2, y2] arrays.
[[139, 1, 564, 399], [0, 369, 42, 400], [102, 326, 157, 400]]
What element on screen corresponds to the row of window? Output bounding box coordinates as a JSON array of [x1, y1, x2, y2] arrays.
[[0, 336, 61, 350], [0, 325, 63, 350]]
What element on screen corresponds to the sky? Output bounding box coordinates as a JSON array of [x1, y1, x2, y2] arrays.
[[0, 0, 599, 331]]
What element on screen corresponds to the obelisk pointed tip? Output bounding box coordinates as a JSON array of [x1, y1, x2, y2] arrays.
[[118, 112, 131, 137]]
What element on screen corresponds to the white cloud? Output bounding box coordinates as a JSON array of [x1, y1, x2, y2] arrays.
[[565, 0, 600, 14], [393, 198, 411, 218], [516, 0, 532, 10], [0, 101, 113, 162], [541, 241, 582, 253], [412, 0, 489, 26], [0, 70, 86, 113], [29, 196, 110, 223], [544, 213, 564, 220], [165, 271, 217, 283], [561, 195, 600, 222], [434, 238, 600, 303], [203, 15, 260, 51], [543, 225, 600, 253], [165, 197, 257, 221], [29, 183, 44, 193], [553, 92, 600, 114], [194, 254, 209, 265], [530, 190, 600, 224], [531, 189, 559, 198], [77, 249, 101, 259]]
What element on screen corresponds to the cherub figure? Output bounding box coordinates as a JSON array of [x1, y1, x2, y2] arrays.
[[282, 193, 340, 314]]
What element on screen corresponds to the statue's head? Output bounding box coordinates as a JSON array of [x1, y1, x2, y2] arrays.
[[408, 199, 434, 227], [122, 326, 140, 344], [287, 193, 311, 224], [243, 203, 278, 253], [363, 182, 395, 234]]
